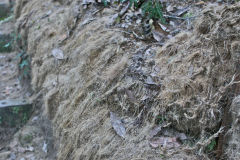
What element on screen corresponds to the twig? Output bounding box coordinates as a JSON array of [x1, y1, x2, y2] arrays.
[[163, 14, 198, 20], [101, 29, 131, 35], [196, 127, 224, 155]]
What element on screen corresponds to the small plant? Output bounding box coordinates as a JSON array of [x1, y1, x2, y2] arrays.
[[22, 113, 28, 123], [0, 15, 14, 25], [17, 51, 31, 80], [102, 0, 166, 24], [206, 139, 217, 152], [155, 115, 166, 125], [183, 12, 193, 18], [141, 0, 166, 23], [12, 107, 21, 114]]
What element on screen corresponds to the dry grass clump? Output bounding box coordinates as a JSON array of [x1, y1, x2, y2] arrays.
[[154, 3, 240, 158], [15, 0, 240, 159], [103, 56, 128, 81]]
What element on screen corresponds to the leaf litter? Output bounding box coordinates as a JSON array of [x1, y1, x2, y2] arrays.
[[110, 112, 126, 138]]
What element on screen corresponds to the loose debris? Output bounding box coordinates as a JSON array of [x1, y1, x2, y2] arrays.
[[110, 112, 126, 138], [51, 48, 64, 60], [13, 0, 240, 159], [149, 137, 181, 149]]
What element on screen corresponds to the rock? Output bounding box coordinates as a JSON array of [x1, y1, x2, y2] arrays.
[[0, 99, 32, 127], [10, 153, 16, 160], [0, 0, 10, 18], [0, 151, 11, 159]]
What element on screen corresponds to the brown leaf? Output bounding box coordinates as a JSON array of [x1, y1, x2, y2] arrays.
[[149, 126, 162, 138], [195, 1, 205, 6], [52, 48, 64, 60], [110, 112, 126, 138], [149, 137, 181, 149]]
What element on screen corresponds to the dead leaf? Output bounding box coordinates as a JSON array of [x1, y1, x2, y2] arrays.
[[125, 89, 138, 104], [153, 21, 169, 36], [110, 112, 126, 138], [149, 126, 162, 138], [195, 1, 205, 6], [58, 34, 68, 42], [149, 137, 181, 149], [152, 30, 163, 42], [176, 133, 187, 141], [166, 5, 174, 12], [52, 48, 64, 60], [145, 76, 157, 85], [175, 7, 189, 17]]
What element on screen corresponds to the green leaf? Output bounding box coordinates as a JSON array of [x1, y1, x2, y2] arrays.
[[3, 42, 10, 48], [20, 60, 29, 69], [17, 52, 24, 58], [207, 139, 216, 151]]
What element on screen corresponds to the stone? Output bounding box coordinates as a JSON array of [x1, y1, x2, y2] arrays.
[[0, 99, 32, 127], [0, 151, 11, 159]]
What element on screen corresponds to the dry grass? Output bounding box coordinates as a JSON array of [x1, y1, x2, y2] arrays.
[[15, 0, 240, 159]]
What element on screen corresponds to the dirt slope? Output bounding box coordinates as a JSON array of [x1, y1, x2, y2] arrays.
[[15, 0, 240, 159]]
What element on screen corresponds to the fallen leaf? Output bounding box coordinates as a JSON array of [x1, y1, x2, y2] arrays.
[[51, 48, 64, 60], [110, 112, 126, 138], [195, 1, 205, 6], [166, 5, 174, 12], [42, 141, 47, 153], [152, 30, 163, 42], [58, 34, 68, 42], [149, 137, 181, 149], [149, 126, 162, 138], [175, 7, 189, 17], [176, 133, 187, 141]]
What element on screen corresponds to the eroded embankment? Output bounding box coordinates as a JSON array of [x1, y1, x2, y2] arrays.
[[15, 0, 240, 159]]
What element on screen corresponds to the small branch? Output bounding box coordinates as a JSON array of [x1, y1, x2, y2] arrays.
[[163, 14, 198, 20]]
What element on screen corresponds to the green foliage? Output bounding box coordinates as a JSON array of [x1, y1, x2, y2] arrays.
[[0, 34, 13, 52], [12, 107, 21, 114], [102, 0, 166, 23], [120, 0, 139, 8], [155, 115, 166, 125], [0, 15, 13, 25], [206, 139, 216, 152], [22, 113, 28, 123], [183, 12, 193, 18], [0, 105, 32, 127], [141, 0, 166, 23], [102, 0, 108, 6], [17, 51, 31, 80]]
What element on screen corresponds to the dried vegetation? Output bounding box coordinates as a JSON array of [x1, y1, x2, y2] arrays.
[[14, 0, 240, 159]]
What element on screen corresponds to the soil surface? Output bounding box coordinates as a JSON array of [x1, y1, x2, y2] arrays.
[[0, 18, 56, 160]]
